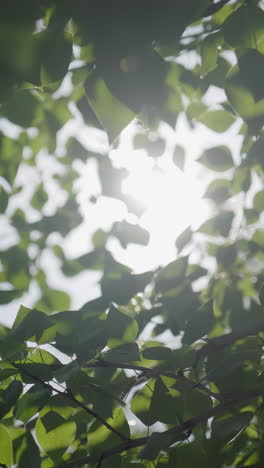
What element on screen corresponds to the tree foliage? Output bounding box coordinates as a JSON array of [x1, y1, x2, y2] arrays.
[[0, 1, 264, 467]]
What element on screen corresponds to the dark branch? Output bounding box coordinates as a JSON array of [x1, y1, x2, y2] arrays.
[[203, 0, 231, 17], [54, 386, 263, 468], [11, 362, 128, 442], [195, 319, 264, 362], [83, 360, 225, 401]]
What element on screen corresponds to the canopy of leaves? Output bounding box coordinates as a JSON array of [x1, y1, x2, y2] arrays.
[[0, 1, 264, 467]]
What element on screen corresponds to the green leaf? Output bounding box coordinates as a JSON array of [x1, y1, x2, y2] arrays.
[[11, 309, 52, 342], [182, 300, 215, 345], [15, 384, 52, 423], [85, 72, 135, 143], [183, 387, 212, 420], [34, 289, 71, 314], [106, 304, 138, 345], [0, 380, 23, 419], [36, 408, 76, 463], [166, 442, 209, 468], [101, 269, 152, 304], [104, 343, 140, 363], [150, 377, 184, 425], [253, 190, 264, 212], [142, 346, 171, 360], [139, 430, 180, 461], [225, 83, 264, 134], [0, 135, 21, 185], [0, 290, 20, 305], [211, 412, 253, 444], [197, 109, 236, 133], [53, 360, 80, 384], [88, 408, 130, 457], [200, 31, 223, 76], [2, 90, 38, 127], [38, 30, 72, 86], [0, 424, 12, 467], [131, 379, 157, 427], [167, 347, 196, 370], [197, 146, 234, 171], [223, 4, 264, 53], [12, 430, 41, 468]]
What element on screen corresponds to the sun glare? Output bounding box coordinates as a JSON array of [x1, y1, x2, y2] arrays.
[[107, 123, 211, 271]]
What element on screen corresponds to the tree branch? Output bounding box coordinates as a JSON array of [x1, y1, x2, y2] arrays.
[[11, 362, 128, 442], [203, 0, 231, 17], [83, 360, 225, 401], [195, 319, 264, 362], [54, 386, 263, 468]]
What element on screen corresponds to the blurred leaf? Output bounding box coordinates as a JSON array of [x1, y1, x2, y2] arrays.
[[38, 29, 72, 86], [253, 190, 264, 212], [216, 243, 237, 270], [30, 183, 48, 211], [203, 178, 231, 203], [197, 110, 235, 132], [223, 4, 264, 53], [0, 135, 21, 185], [200, 31, 223, 76], [92, 229, 108, 248], [0, 185, 9, 213], [11, 308, 52, 342], [101, 269, 152, 304], [175, 226, 192, 253], [198, 211, 234, 237], [111, 220, 149, 248], [172, 144, 185, 171], [231, 167, 251, 194], [156, 257, 188, 292], [2, 90, 38, 127], [198, 146, 233, 171], [0, 290, 20, 305], [85, 72, 135, 143], [34, 289, 71, 314], [244, 208, 259, 225]]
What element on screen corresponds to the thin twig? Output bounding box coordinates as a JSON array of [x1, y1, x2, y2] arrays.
[[195, 318, 264, 362], [83, 360, 225, 401], [54, 386, 264, 468], [11, 362, 128, 442]]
